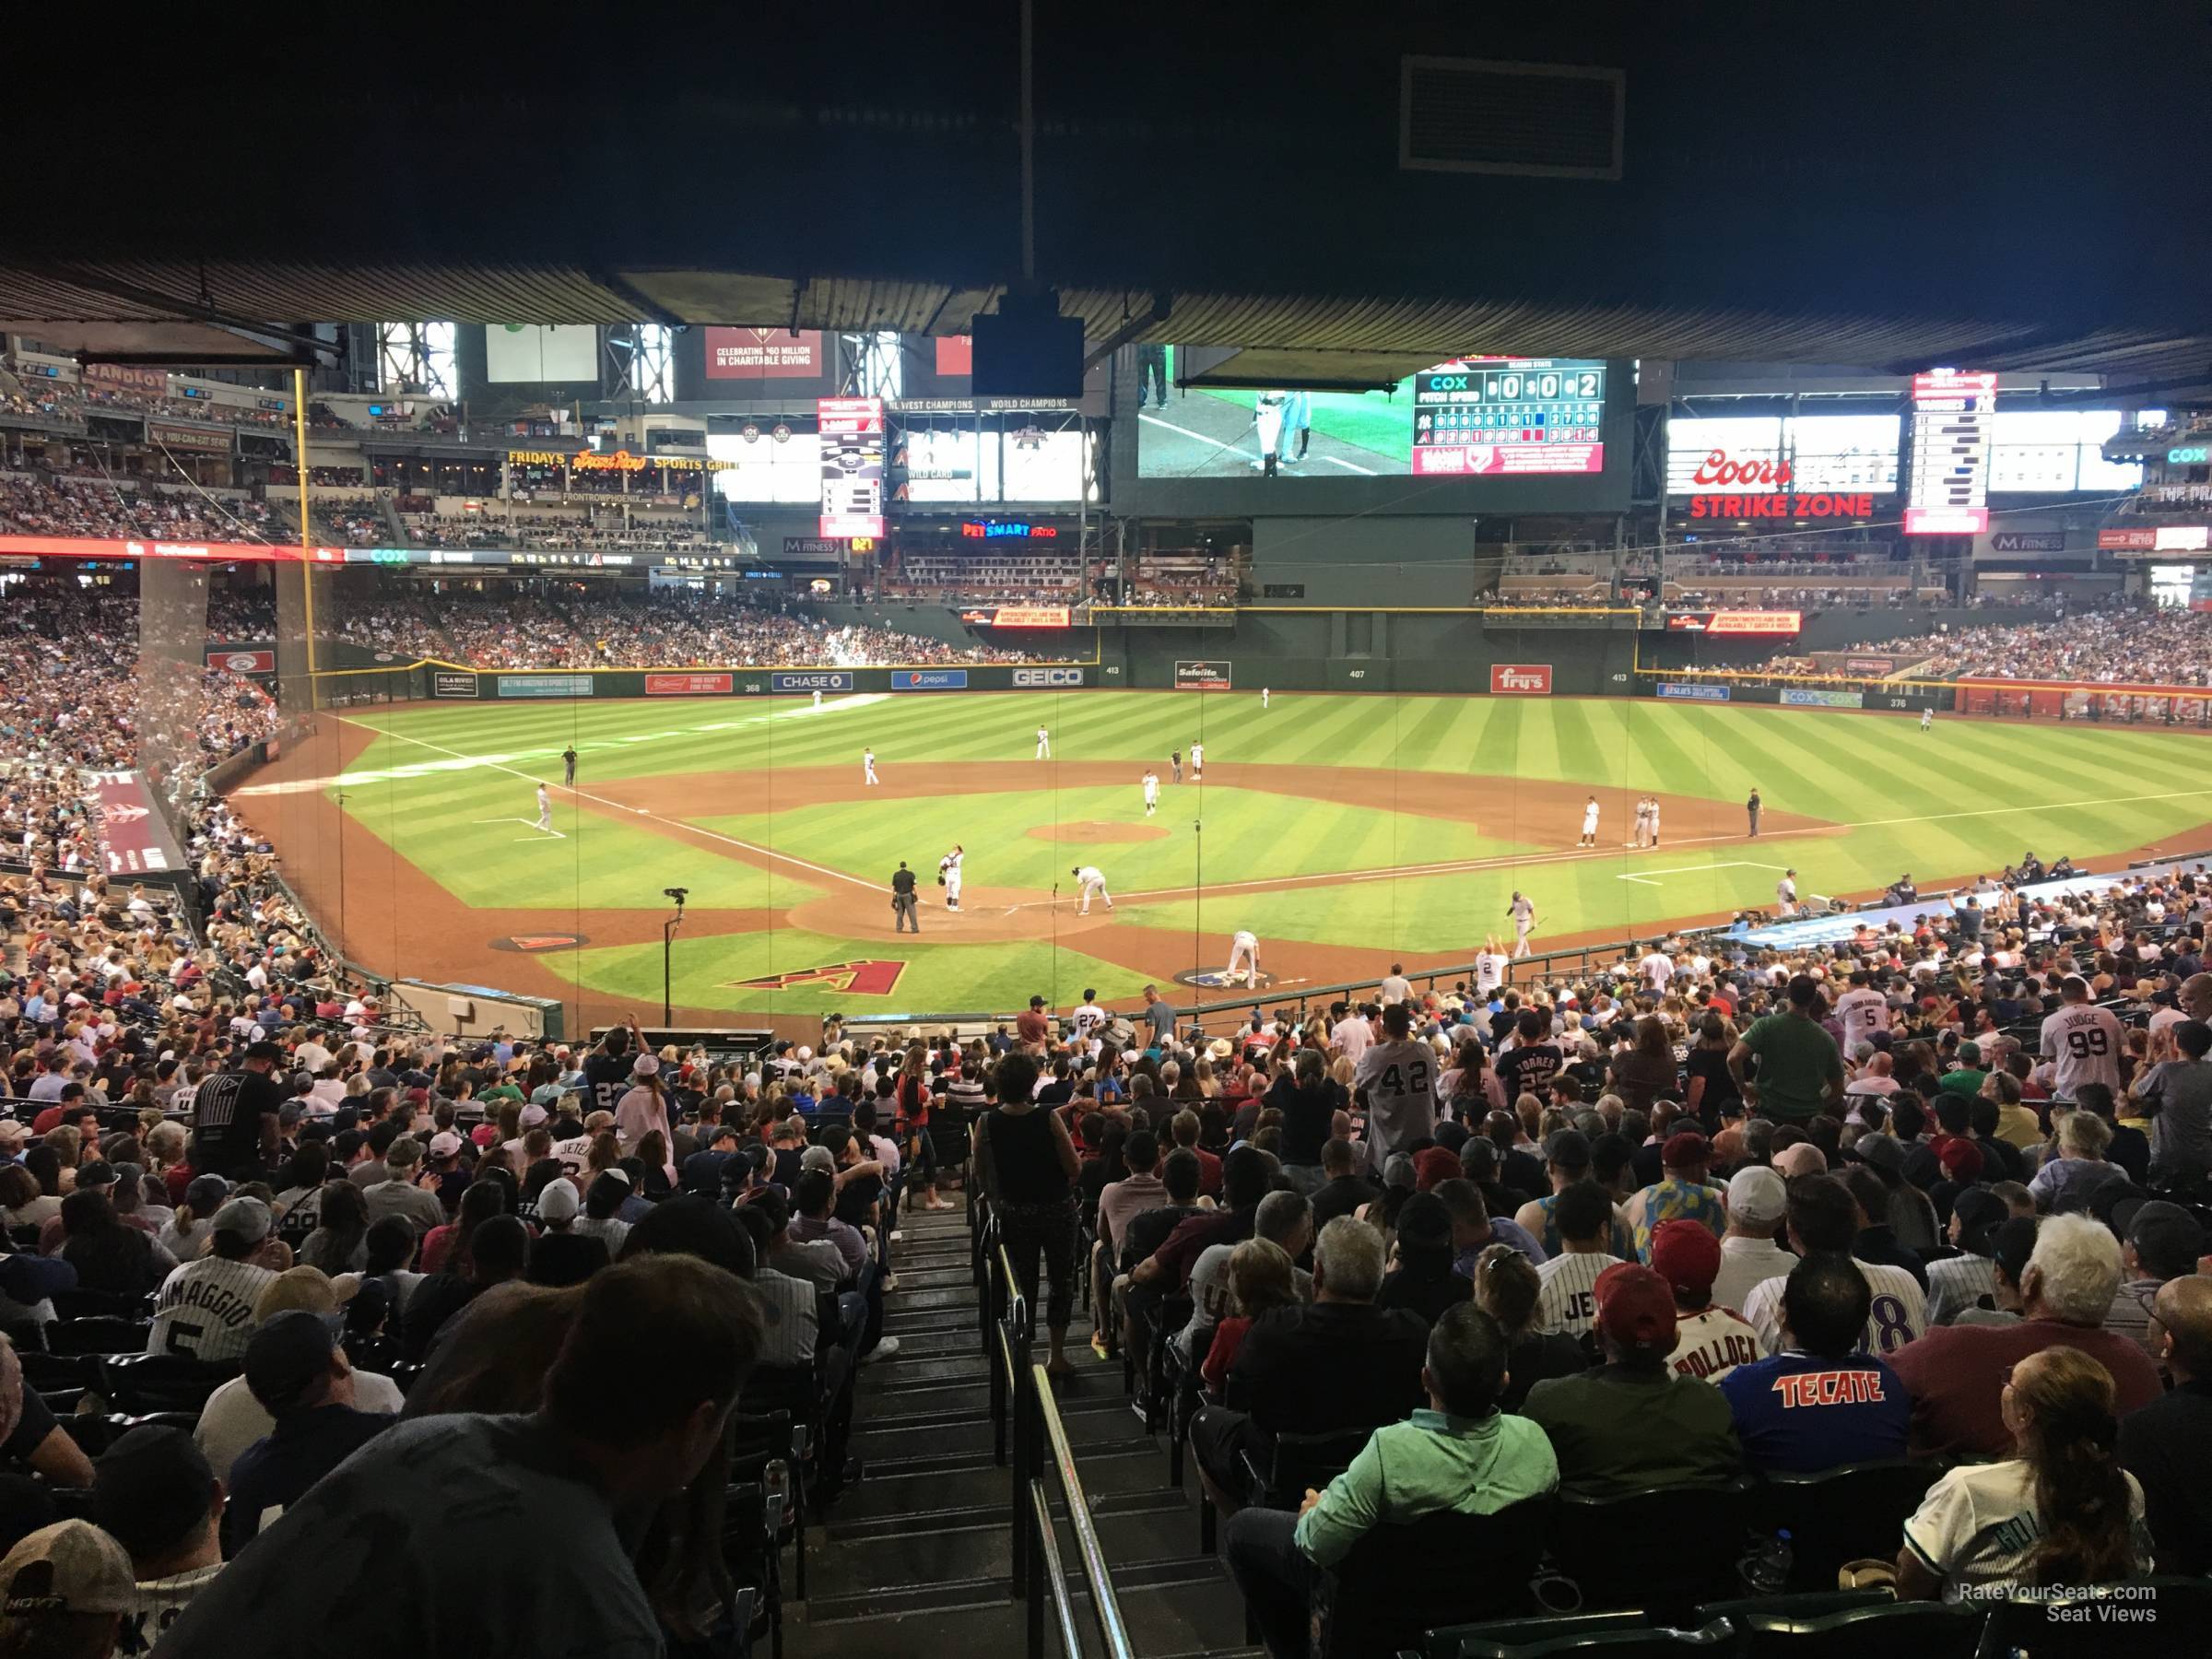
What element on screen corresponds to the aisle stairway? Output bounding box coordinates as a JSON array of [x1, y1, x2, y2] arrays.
[[785, 1195, 1255, 1659]]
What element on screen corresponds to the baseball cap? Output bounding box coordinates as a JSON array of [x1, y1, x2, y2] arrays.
[[242, 1041, 285, 1064], [243, 1309, 342, 1415], [1660, 1131, 1711, 1170], [1725, 1166, 1787, 1227], [535, 1177, 581, 1223], [1593, 1262, 1678, 1354], [209, 1196, 272, 1243], [0, 1521, 134, 1620], [1772, 1142, 1829, 1179], [1849, 1133, 1906, 1175], [1950, 1188, 2006, 1256], [519, 1103, 548, 1129], [1991, 1216, 2041, 1285], [181, 1174, 229, 1215], [1649, 1219, 1723, 1300], [2127, 1200, 2205, 1275], [71, 1161, 115, 1191], [798, 1145, 837, 1175], [251, 1265, 359, 1324], [429, 1131, 464, 1159], [1936, 1136, 1985, 1182], [91, 1426, 213, 1560], [631, 1054, 659, 1077]]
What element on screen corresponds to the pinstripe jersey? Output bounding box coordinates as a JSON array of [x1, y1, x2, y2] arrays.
[[1534, 1248, 1615, 1341], [148, 1257, 279, 1362]]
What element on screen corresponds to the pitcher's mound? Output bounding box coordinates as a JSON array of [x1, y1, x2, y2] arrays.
[[1024, 820, 1169, 843]]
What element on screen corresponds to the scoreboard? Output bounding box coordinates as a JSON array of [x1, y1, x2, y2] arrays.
[[1412, 358, 1606, 477]]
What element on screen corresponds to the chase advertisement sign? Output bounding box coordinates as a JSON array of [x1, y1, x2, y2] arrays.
[[771, 671, 854, 692]]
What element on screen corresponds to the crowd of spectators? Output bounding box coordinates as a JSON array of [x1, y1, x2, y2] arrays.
[[1754, 604, 2212, 687], [403, 510, 713, 555], [0, 475, 276, 543], [4, 378, 291, 429]]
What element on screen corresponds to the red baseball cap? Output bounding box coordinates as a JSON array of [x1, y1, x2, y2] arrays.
[[1594, 1263, 1678, 1354], [1648, 1219, 1722, 1300], [1412, 1147, 1460, 1193], [1661, 1131, 1712, 1171]]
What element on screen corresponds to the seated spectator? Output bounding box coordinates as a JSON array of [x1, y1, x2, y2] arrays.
[[1182, 1190, 1312, 1360], [527, 1177, 608, 1288], [1188, 1217, 1426, 1517], [360, 1136, 445, 1234], [1623, 1131, 1725, 1261], [0, 1519, 137, 1657], [1845, 1133, 1940, 1257], [2115, 1276, 2212, 1575], [1710, 1167, 1794, 1314], [1435, 1178, 1547, 1271], [222, 1309, 395, 1557], [1889, 1214, 2164, 1458], [1533, 1179, 1618, 1343], [2027, 1109, 2124, 1210], [1223, 1304, 1559, 1659], [1898, 1347, 2153, 1602], [147, 1197, 278, 1362], [1200, 1239, 1300, 1394], [1924, 1188, 2007, 1325], [90, 1424, 227, 1641], [1512, 1128, 1633, 1259], [1373, 1192, 1472, 1327], [1522, 1262, 1740, 1498], [1471, 1243, 1586, 1411], [1720, 1254, 1909, 1473], [399, 1213, 531, 1363], [2103, 1199, 2203, 1360], [0, 1335, 95, 1490], [1954, 1216, 2041, 1329], [1654, 1219, 1762, 1382], [1836, 1164, 1929, 1290], [56, 1186, 169, 1298], [1743, 1175, 1927, 1357], [157, 1253, 764, 1655]]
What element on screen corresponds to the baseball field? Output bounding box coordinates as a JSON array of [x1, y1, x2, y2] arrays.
[[239, 690, 2212, 1030]]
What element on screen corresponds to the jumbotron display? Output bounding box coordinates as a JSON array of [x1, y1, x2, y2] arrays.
[[1135, 347, 1605, 479]]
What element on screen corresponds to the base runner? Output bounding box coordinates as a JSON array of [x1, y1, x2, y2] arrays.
[[1507, 891, 1536, 959], [534, 783, 553, 832], [864, 747, 879, 786], [1579, 794, 1599, 848], [1072, 865, 1113, 914], [1143, 769, 1160, 817], [938, 845, 964, 912], [1226, 928, 1260, 983]]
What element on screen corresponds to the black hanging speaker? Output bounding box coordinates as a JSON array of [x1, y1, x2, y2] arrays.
[[970, 290, 1084, 397]]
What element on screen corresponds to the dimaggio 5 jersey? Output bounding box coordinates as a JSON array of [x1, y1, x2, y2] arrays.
[[2040, 1001, 2124, 1099]]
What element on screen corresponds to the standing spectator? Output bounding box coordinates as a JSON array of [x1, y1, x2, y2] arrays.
[[1728, 975, 1843, 1124], [2131, 1018, 2212, 1184], [1521, 1263, 1739, 1498], [1720, 1255, 1909, 1473], [971, 1053, 1080, 1376], [1896, 1347, 2153, 1602]]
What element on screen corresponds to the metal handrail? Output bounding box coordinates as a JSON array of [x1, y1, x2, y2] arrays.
[[1030, 1362, 1135, 1659]]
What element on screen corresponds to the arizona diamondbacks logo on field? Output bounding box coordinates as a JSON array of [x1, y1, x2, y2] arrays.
[[732, 960, 907, 995]]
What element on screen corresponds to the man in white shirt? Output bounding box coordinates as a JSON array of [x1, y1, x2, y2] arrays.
[[1710, 1168, 1797, 1313], [1533, 1181, 1616, 1340], [1639, 947, 1675, 993], [2040, 974, 2124, 1100], [1507, 892, 1536, 959], [1071, 991, 1108, 1048], [1833, 971, 1887, 1048], [1330, 1006, 1373, 1063], [1654, 1220, 1763, 1382], [1741, 1175, 1926, 1357], [1475, 939, 1510, 997], [1844, 1048, 1900, 1106], [1188, 741, 1204, 780], [1072, 865, 1112, 914], [1377, 964, 1411, 1006]]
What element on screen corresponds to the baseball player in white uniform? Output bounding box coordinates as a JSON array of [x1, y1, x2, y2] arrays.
[[1072, 865, 1112, 914], [863, 748, 879, 786], [813, 688, 823, 710], [1921, 707, 1934, 732], [938, 845, 964, 912], [1775, 869, 1799, 917], [1507, 891, 1536, 958], [1261, 688, 1270, 710], [1226, 929, 1260, 984], [534, 783, 553, 832], [1189, 741, 1205, 781], [1579, 794, 1600, 848], [1035, 725, 1051, 759], [1646, 795, 1660, 848], [1142, 770, 1160, 816]]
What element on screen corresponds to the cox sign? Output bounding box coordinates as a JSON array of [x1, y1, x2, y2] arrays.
[[1490, 664, 1552, 695], [2171, 447, 2210, 465]]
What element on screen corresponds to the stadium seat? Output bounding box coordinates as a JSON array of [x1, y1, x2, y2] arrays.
[[1732, 1597, 1981, 1657], [1546, 1478, 1759, 1621], [93, 1353, 239, 1416], [45, 1317, 150, 1357], [344, 1333, 398, 1377], [59, 1414, 135, 1457], [722, 1480, 783, 1659], [1757, 1459, 1947, 1591], [48, 1289, 144, 1322], [1978, 1577, 2212, 1657], [728, 1410, 808, 1602], [1457, 1616, 1739, 1658], [1420, 1611, 1652, 1659], [18, 1352, 98, 1395], [1313, 1492, 1555, 1659], [1694, 1590, 1893, 1628]]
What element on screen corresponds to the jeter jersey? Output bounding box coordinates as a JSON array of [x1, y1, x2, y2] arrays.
[[1534, 1249, 1611, 1341], [148, 1258, 279, 1362], [1354, 1037, 1437, 1165], [2039, 1004, 2124, 1099]]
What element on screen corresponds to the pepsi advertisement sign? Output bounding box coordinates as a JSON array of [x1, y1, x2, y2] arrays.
[[892, 669, 969, 690]]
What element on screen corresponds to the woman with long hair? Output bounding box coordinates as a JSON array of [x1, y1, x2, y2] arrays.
[[895, 1041, 948, 1212], [364, 1214, 426, 1313], [1607, 1015, 1679, 1117], [634, 1130, 675, 1201], [57, 1188, 165, 1297], [1199, 1238, 1299, 1395], [1469, 1241, 1587, 1411], [423, 1179, 507, 1276], [300, 1179, 371, 1274], [1898, 1347, 2151, 1600]]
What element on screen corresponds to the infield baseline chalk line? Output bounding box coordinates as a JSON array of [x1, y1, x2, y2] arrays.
[[341, 717, 2212, 910], [1617, 861, 1793, 888], [338, 718, 879, 893]]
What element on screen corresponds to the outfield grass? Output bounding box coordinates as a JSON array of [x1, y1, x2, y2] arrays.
[[318, 691, 2212, 1013]]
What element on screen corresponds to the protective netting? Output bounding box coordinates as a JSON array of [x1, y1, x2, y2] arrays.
[[134, 556, 210, 845]]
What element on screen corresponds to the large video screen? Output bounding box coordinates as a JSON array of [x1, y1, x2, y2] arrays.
[[1136, 350, 1605, 479], [484, 324, 598, 383]]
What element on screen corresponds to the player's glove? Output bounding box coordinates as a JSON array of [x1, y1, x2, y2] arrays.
[[936, 875, 947, 886]]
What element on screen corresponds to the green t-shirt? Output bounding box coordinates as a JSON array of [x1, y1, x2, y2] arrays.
[[1741, 1010, 1842, 1122]]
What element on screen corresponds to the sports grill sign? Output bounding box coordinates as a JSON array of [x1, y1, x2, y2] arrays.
[[205, 649, 275, 674], [1489, 664, 1552, 695], [1174, 660, 1232, 690]]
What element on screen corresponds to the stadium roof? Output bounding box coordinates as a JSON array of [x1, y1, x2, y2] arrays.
[[10, 6, 2211, 392]]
